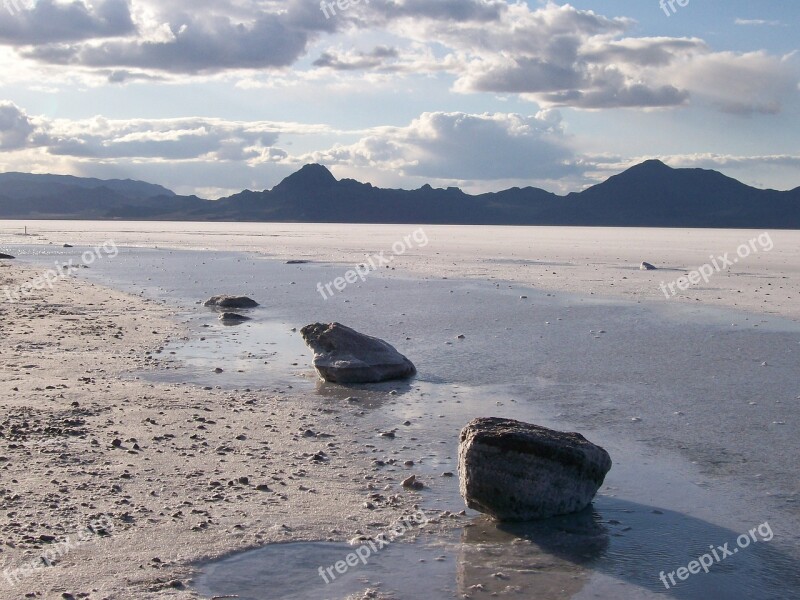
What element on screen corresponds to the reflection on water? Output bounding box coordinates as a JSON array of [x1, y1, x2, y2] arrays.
[[456, 510, 608, 598], [196, 499, 799, 600]]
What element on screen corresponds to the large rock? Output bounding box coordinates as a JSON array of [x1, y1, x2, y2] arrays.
[[300, 322, 416, 384], [0, 253, 15, 259], [640, 261, 657, 271], [204, 295, 259, 309], [458, 417, 611, 521]]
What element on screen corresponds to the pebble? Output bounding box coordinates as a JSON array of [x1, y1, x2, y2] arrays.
[[402, 475, 424, 490]]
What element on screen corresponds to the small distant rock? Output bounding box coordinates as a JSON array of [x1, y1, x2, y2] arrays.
[[219, 312, 251, 324], [640, 262, 657, 271], [286, 260, 310, 264], [402, 475, 424, 490], [300, 322, 416, 384], [204, 295, 259, 309], [458, 417, 611, 521], [63, 244, 73, 248]]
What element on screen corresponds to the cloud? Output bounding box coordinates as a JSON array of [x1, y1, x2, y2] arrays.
[[734, 19, 783, 27], [364, 0, 507, 24], [666, 51, 798, 115], [0, 101, 35, 149], [2, 1, 796, 116], [343, 2, 796, 113], [0, 0, 134, 45], [303, 110, 578, 181], [0, 103, 336, 163], [313, 46, 399, 70], [25, 13, 311, 74]]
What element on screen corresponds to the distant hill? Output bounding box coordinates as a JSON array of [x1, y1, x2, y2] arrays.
[[0, 161, 798, 228]]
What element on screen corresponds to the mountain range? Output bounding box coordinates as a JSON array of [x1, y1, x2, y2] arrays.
[[0, 160, 798, 228]]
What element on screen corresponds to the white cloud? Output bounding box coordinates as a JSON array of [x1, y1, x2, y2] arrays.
[[0, 101, 35, 149], [735, 19, 782, 27], [0, 103, 335, 164], [302, 110, 578, 181]]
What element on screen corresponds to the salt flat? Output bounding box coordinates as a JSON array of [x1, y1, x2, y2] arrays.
[[2, 221, 797, 320], [0, 222, 797, 600]]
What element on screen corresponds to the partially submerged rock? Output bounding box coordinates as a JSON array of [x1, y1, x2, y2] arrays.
[[458, 417, 611, 521], [218, 312, 251, 324], [640, 261, 657, 271], [0, 253, 15, 259], [300, 322, 416, 384], [204, 295, 259, 309]]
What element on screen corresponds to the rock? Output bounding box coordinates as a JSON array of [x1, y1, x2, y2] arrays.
[[640, 262, 657, 271], [458, 417, 611, 521], [402, 475, 424, 490], [0, 253, 15, 259], [286, 260, 310, 264], [204, 295, 259, 309], [63, 244, 73, 248], [300, 322, 416, 383], [218, 312, 251, 324]]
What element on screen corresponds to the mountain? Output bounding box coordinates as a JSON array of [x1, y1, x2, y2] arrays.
[[0, 161, 798, 228], [0, 172, 174, 201]]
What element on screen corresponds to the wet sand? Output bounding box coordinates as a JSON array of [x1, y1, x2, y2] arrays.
[[0, 261, 430, 599]]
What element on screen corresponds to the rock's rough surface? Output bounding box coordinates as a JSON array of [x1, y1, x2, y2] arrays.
[[300, 322, 416, 383], [640, 261, 657, 271], [458, 417, 611, 521], [204, 295, 259, 309]]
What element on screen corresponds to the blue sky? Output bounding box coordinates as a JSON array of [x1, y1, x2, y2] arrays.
[[0, 0, 798, 197]]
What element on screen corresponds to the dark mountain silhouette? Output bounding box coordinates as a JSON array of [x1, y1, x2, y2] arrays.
[[0, 160, 797, 228]]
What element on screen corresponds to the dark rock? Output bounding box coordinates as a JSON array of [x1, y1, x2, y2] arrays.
[[458, 417, 611, 521], [640, 262, 657, 271], [204, 295, 259, 309], [300, 322, 416, 383], [402, 474, 424, 490], [0, 253, 15, 259], [286, 260, 310, 264]]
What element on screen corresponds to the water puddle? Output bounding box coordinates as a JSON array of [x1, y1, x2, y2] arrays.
[[195, 500, 798, 600], [136, 311, 313, 389]]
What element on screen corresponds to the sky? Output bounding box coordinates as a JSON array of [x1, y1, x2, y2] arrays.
[[0, 0, 798, 198]]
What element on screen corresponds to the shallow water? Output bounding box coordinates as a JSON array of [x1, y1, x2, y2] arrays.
[[11, 243, 800, 599]]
